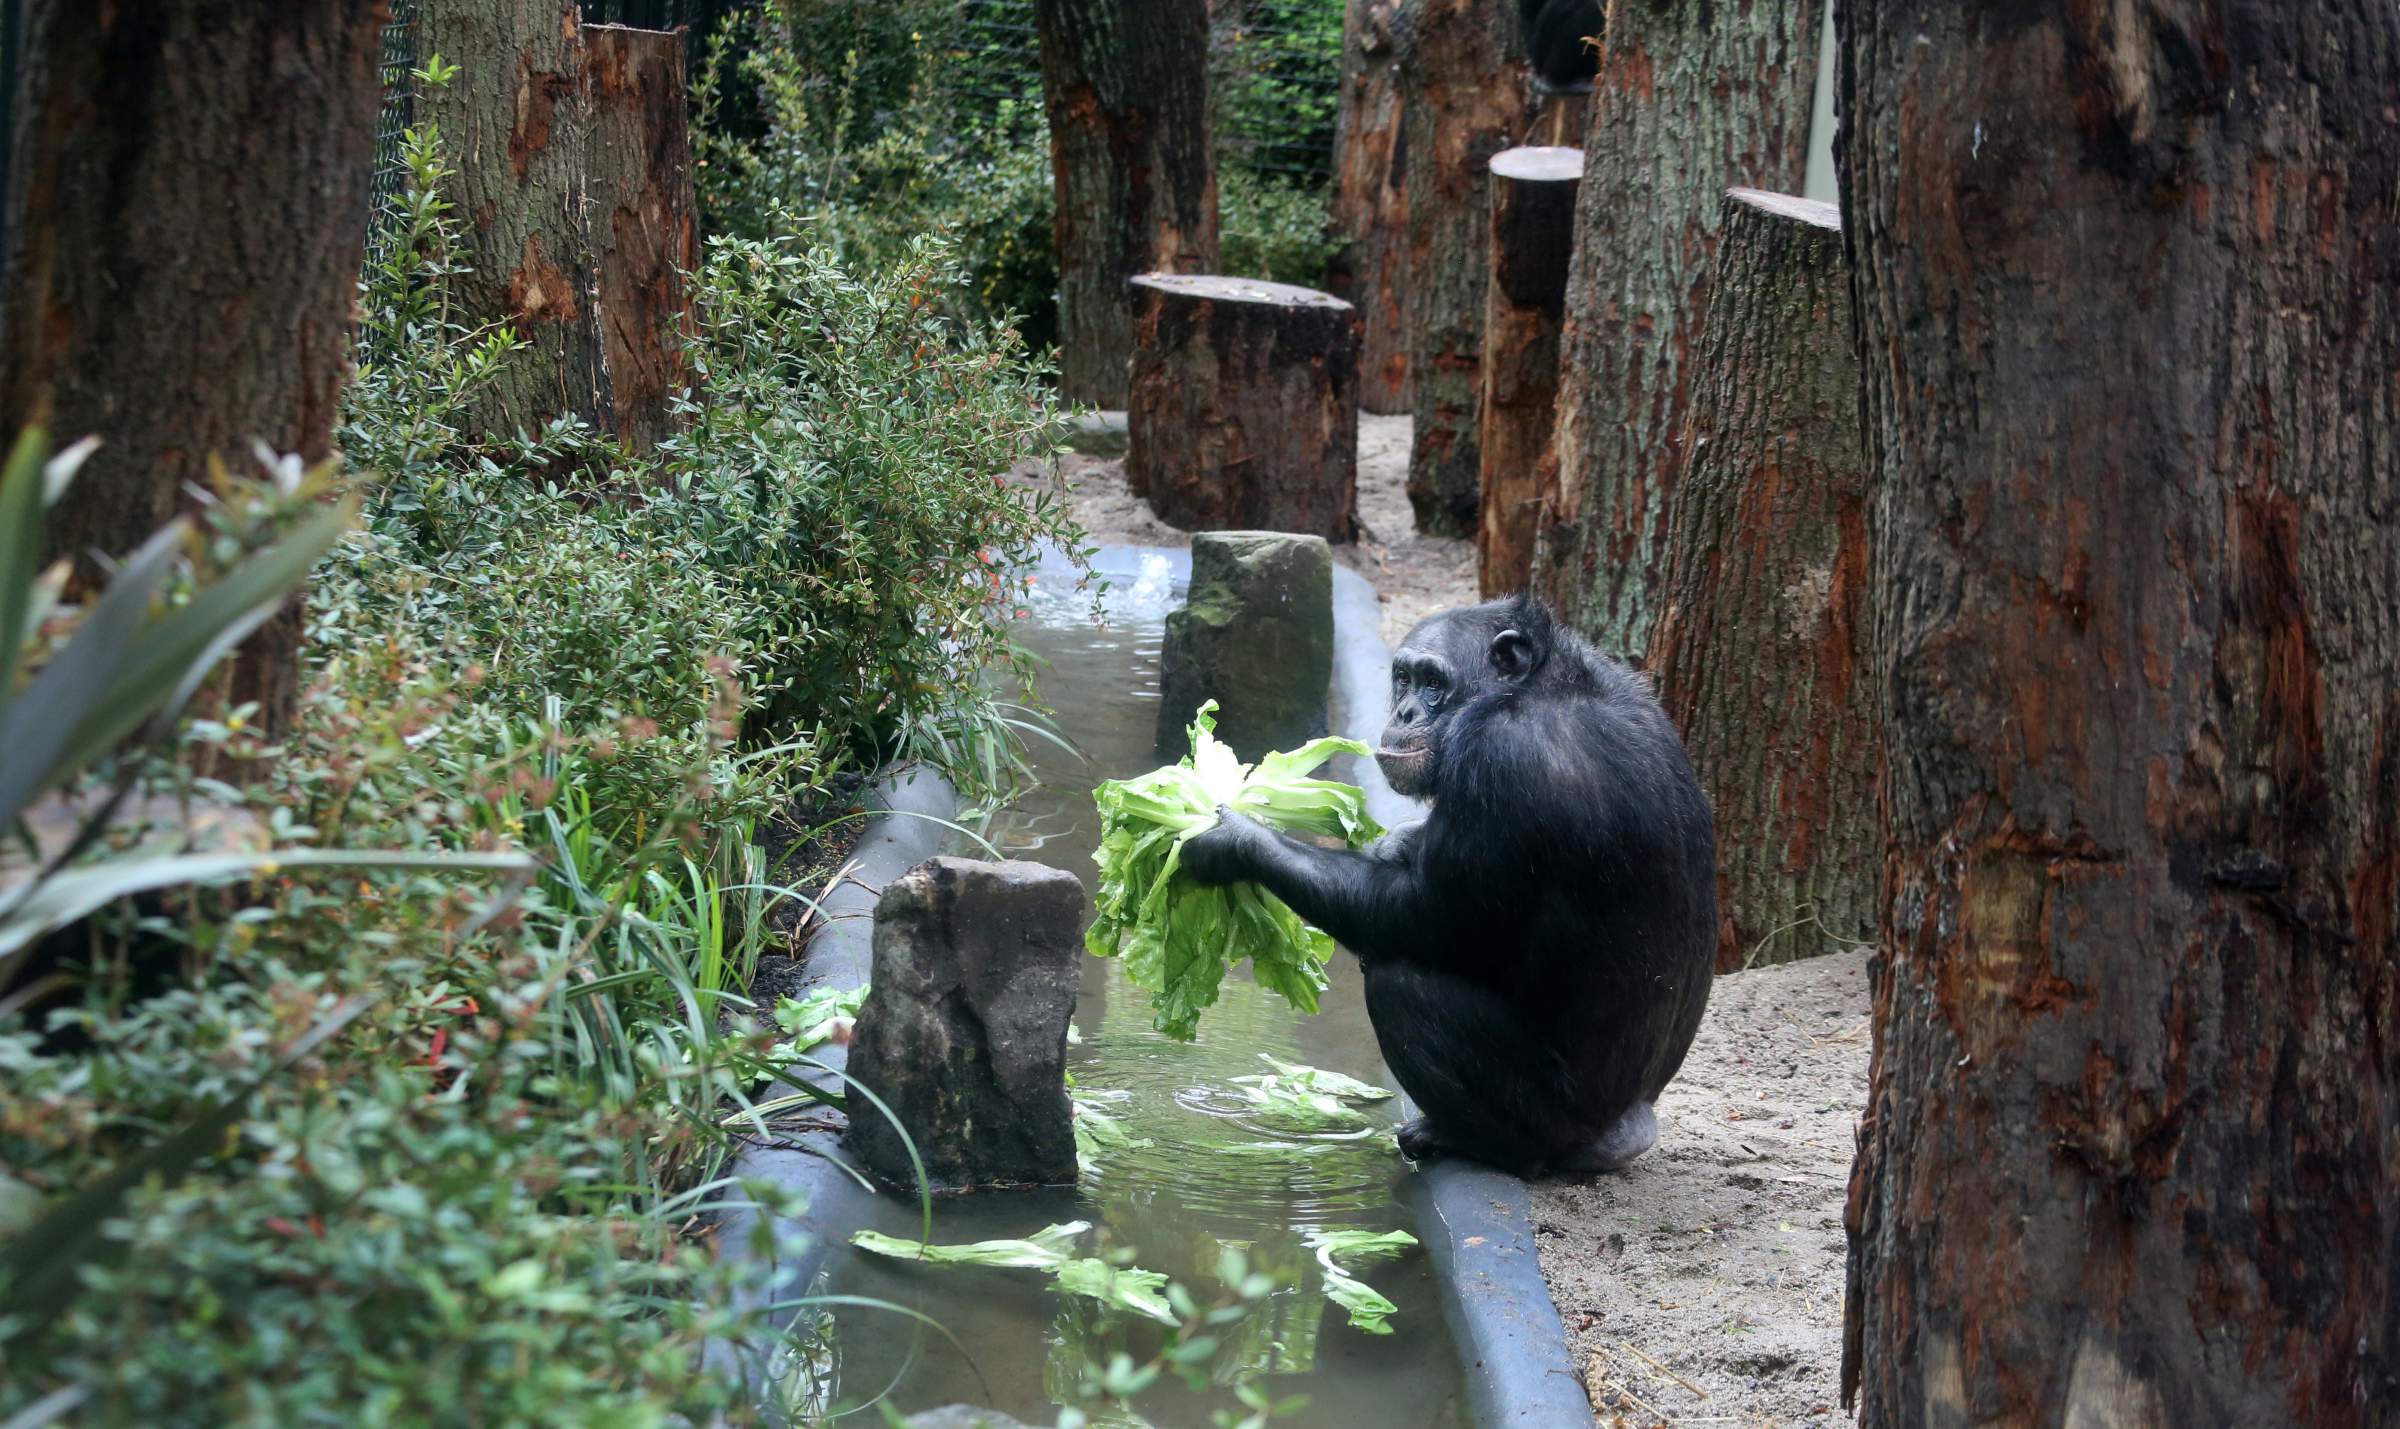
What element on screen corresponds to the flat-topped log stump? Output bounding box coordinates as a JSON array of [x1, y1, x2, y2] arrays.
[[1126, 274, 1360, 542], [1646, 190, 1872, 972], [1476, 146, 1581, 596]]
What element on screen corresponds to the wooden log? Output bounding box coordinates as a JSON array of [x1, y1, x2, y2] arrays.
[[1325, 0, 1408, 414], [1125, 275, 1359, 543], [1530, 0, 1824, 656], [1475, 146, 1579, 597], [1395, 0, 1526, 537], [1645, 190, 1872, 972], [583, 24, 699, 455], [0, 0, 384, 740], [1839, 4, 2400, 1420], [1031, 0, 1219, 408], [418, 0, 611, 445]]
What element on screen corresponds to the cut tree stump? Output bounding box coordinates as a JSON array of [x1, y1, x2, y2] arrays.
[[1125, 275, 1359, 543], [583, 25, 699, 455], [1475, 146, 1580, 596], [1031, 0, 1218, 407], [1396, 0, 1527, 537], [1326, 0, 1409, 414], [1531, 0, 1825, 654], [1645, 190, 1873, 973], [418, 0, 610, 445]]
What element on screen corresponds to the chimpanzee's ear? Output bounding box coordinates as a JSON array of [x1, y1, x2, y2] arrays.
[[1489, 627, 1537, 681]]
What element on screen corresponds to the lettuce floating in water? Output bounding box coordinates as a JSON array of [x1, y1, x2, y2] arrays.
[[1306, 1228, 1420, 1335], [848, 1221, 1178, 1325], [1087, 701, 1382, 1040]]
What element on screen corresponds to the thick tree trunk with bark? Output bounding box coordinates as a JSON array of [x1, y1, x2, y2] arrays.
[[1531, 0, 1822, 659], [1326, 0, 1408, 415], [1395, 0, 1524, 537], [582, 24, 697, 455], [1475, 146, 1578, 597], [1838, 6, 2400, 1425], [1125, 275, 1358, 543], [1646, 191, 1871, 973], [419, 0, 609, 445], [1031, 0, 1218, 408], [0, 0, 384, 735]]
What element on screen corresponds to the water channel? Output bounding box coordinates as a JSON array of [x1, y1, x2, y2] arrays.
[[792, 546, 1467, 1427]]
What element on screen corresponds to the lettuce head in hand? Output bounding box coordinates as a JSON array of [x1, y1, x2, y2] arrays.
[[1087, 701, 1382, 1040]]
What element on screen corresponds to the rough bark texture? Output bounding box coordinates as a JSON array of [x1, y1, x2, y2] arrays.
[[1838, 7, 2400, 1425], [1527, 87, 1587, 147], [419, 0, 608, 444], [1532, 0, 1823, 660], [1326, 0, 1408, 415], [1031, 0, 1218, 408], [1125, 275, 1358, 543], [0, 0, 384, 736], [1475, 146, 1578, 597], [582, 24, 697, 455], [1395, 0, 1525, 537], [1645, 191, 1871, 973]]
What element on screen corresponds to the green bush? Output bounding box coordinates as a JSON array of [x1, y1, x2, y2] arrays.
[[1, 76, 1088, 1424], [1219, 166, 1344, 286]]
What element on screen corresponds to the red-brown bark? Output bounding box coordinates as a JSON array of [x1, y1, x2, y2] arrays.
[[1646, 190, 1872, 973], [1475, 146, 1578, 597], [1326, 0, 1408, 415], [1839, 6, 2400, 1423], [1032, 0, 1219, 408], [583, 24, 698, 455], [0, 0, 385, 736]]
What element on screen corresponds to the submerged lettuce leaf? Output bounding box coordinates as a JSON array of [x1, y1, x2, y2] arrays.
[[1088, 701, 1381, 1040], [848, 1222, 1178, 1325], [1307, 1228, 1420, 1335]]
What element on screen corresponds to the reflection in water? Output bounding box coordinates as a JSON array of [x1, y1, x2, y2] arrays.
[[806, 548, 1465, 1428]]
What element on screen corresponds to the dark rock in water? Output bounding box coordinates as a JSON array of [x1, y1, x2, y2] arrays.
[[1156, 530, 1334, 761], [907, 1407, 1038, 1429], [843, 857, 1084, 1190]]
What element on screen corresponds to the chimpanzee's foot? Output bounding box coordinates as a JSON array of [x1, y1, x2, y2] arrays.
[[1553, 1101, 1658, 1175], [1394, 1114, 1450, 1162]]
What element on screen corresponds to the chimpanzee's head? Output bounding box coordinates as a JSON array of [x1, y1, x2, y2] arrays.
[[1376, 595, 1554, 797]]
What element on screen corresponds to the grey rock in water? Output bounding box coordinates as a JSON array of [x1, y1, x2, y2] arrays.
[[908, 1408, 1038, 1429], [843, 857, 1084, 1190], [1156, 530, 1334, 760]]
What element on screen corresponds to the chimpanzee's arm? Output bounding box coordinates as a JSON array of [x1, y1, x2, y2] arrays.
[[1178, 809, 1447, 965]]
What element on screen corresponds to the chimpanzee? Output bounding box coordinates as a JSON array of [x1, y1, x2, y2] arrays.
[[1180, 594, 1715, 1178], [1520, 0, 1604, 93]]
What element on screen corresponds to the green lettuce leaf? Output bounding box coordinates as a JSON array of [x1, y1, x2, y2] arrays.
[[1087, 701, 1382, 1040], [1053, 1257, 1178, 1326], [849, 1220, 1089, 1270], [1307, 1228, 1420, 1335]]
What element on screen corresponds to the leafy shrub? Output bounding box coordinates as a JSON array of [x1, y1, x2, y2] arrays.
[[695, 6, 1060, 349], [1219, 166, 1345, 286]]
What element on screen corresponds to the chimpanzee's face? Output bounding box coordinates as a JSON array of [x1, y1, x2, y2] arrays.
[[1378, 614, 1474, 797]]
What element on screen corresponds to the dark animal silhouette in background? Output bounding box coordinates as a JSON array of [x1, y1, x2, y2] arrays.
[[1520, 0, 1604, 92], [1182, 594, 1717, 1178]]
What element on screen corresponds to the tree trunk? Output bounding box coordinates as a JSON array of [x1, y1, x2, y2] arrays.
[[1645, 190, 1871, 973], [1475, 145, 1577, 597], [1326, 0, 1408, 415], [1125, 274, 1358, 543], [418, 0, 609, 446], [1531, 0, 1822, 658], [1031, 0, 1218, 408], [1838, 6, 2400, 1425], [0, 0, 384, 736], [1395, 0, 1524, 537], [582, 24, 697, 455]]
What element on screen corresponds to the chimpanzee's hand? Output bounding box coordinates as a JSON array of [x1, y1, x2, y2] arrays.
[[1179, 806, 1262, 886]]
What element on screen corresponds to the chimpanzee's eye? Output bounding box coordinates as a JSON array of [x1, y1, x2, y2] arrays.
[[1422, 674, 1445, 707]]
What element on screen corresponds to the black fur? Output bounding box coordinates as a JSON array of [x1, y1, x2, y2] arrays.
[[1181, 594, 1716, 1178], [1519, 0, 1603, 93]]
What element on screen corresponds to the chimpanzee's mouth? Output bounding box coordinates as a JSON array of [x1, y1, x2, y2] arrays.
[[1373, 743, 1430, 783]]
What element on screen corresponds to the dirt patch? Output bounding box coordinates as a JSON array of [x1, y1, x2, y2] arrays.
[[1033, 413, 1479, 646], [1535, 949, 1871, 1429]]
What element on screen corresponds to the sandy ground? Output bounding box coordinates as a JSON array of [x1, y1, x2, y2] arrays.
[[1031, 418, 1869, 1426], [1537, 950, 1872, 1428], [1030, 412, 1481, 646]]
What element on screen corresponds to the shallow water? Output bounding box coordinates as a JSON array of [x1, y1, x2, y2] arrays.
[[800, 547, 1466, 1428]]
